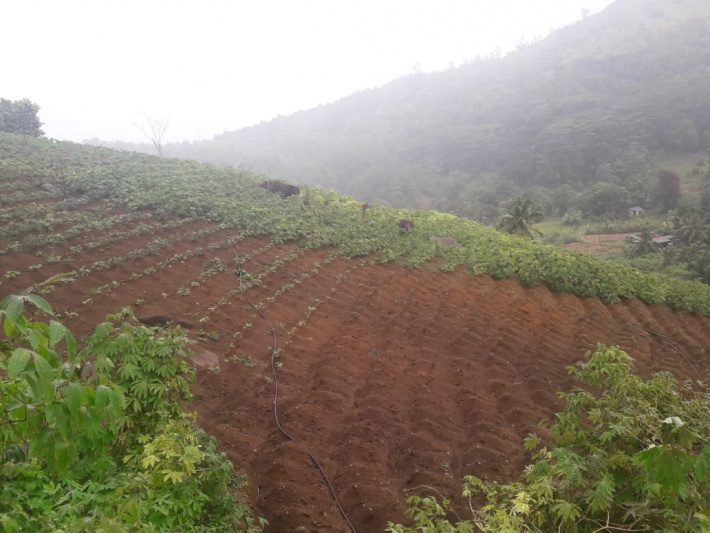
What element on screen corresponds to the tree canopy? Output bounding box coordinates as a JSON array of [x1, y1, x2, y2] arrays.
[[0, 98, 44, 137], [495, 197, 544, 239]]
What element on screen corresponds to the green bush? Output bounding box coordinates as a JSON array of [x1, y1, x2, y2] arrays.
[[388, 345, 710, 532], [0, 295, 264, 532]]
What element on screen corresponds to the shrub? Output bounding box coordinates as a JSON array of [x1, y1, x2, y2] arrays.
[[562, 208, 583, 226], [0, 295, 264, 532], [388, 345, 710, 532]]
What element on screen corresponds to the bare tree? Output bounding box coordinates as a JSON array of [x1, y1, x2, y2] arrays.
[[130, 112, 170, 157], [54, 160, 71, 198]]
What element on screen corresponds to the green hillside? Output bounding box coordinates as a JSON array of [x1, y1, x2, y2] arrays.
[[4, 134, 710, 531], [106, 0, 707, 219], [3, 133, 710, 315]]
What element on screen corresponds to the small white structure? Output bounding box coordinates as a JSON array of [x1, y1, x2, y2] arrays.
[[628, 206, 645, 216]]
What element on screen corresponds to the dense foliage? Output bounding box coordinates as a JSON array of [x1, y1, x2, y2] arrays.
[[495, 197, 543, 239], [611, 206, 710, 285], [388, 345, 710, 532], [0, 98, 44, 138], [0, 294, 264, 532]]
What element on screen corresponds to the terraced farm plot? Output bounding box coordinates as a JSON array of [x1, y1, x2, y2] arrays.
[[3, 135, 710, 532], [190, 263, 710, 531], [5, 221, 710, 531]]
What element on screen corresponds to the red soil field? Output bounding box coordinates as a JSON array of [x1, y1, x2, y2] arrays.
[[3, 212, 710, 532]]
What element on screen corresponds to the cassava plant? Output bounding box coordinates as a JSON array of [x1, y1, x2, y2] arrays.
[[0, 296, 264, 532], [388, 345, 710, 532]]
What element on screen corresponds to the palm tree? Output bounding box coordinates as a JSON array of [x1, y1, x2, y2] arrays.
[[632, 230, 659, 256], [675, 214, 710, 245], [495, 197, 544, 239]]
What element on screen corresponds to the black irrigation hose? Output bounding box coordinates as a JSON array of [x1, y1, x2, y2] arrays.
[[643, 327, 701, 380], [221, 231, 358, 533]]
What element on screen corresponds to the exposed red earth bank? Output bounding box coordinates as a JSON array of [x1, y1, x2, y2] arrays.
[[3, 207, 710, 532]]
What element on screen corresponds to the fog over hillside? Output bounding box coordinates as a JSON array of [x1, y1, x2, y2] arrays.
[[90, 0, 710, 224], [4, 0, 612, 144]]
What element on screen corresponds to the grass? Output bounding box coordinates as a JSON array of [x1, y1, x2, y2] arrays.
[[536, 217, 585, 246], [536, 217, 574, 234]]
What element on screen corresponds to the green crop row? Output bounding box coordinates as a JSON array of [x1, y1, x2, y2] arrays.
[[2, 133, 710, 315]]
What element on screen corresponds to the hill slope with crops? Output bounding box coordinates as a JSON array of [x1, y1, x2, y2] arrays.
[[3, 134, 710, 531]]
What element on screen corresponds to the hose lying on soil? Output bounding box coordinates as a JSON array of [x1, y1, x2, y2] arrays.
[[222, 231, 357, 533]]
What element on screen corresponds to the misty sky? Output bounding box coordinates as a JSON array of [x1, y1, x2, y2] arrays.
[[5, 0, 614, 144]]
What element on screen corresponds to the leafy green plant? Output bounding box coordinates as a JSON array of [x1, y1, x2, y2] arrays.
[[85, 308, 194, 435], [201, 257, 225, 277], [495, 197, 544, 239], [389, 345, 710, 532], [0, 296, 264, 532], [227, 354, 256, 368], [0, 294, 120, 474]]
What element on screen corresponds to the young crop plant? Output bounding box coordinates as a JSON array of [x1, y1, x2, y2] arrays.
[[0, 296, 264, 532], [388, 345, 710, 533], [226, 354, 257, 368]]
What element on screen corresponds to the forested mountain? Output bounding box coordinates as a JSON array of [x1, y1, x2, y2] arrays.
[[88, 0, 710, 218]]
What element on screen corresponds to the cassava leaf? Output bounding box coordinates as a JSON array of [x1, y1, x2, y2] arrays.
[[64, 328, 77, 359], [655, 450, 685, 492], [25, 294, 53, 315], [589, 473, 614, 512], [12, 314, 28, 335], [0, 513, 20, 533], [49, 320, 65, 347], [29, 427, 55, 459], [66, 382, 84, 420], [96, 385, 111, 410], [2, 295, 23, 322], [28, 328, 47, 350], [33, 353, 56, 401], [7, 348, 33, 379], [53, 439, 70, 473], [550, 500, 581, 523], [3, 314, 17, 337]]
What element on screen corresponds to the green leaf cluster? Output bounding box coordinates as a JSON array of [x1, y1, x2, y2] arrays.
[[389, 345, 710, 532], [0, 296, 264, 532], [0, 98, 44, 138]]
